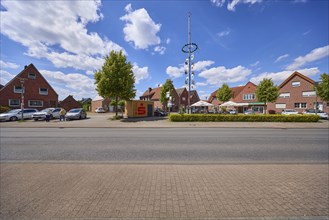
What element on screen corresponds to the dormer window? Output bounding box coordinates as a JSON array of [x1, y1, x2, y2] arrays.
[[28, 73, 36, 79]]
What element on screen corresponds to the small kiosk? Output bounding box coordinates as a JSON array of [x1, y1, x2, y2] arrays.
[[125, 100, 154, 118]]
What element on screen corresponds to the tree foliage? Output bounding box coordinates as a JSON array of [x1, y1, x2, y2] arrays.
[[94, 51, 135, 116], [255, 78, 279, 114], [316, 73, 329, 102], [160, 79, 175, 111], [216, 83, 232, 103]]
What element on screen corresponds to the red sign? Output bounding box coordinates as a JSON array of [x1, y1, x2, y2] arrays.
[[137, 103, 146, 115]]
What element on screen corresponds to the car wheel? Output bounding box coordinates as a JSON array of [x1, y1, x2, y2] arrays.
[[10, 116, 18, 121], [34, 118, 38, 121]]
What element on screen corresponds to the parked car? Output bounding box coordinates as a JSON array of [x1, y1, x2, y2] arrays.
[[244, 109, 255, 115], [32, 108, 61, 121], [303, 109, 328, 119], [66, 108, 87, 120], [0, 108, 38, 121], [154, 109, 167, 116], [228, 109, 237, 114], [281, 109, 299, 115], [95, 107, 106, 113]]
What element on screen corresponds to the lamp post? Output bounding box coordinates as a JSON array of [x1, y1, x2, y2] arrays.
[[19, 78, 25, 120], [182, 12, 198, 114]]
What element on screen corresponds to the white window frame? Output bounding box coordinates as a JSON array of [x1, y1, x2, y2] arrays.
[[28, 73, 36, 79], [182, 97, 186, 101], [14, 85, 23, 93], [275, 103, 286, 109], [294, 103, 307, 109], [292, 81, 300, 87], [243, 93, 255, 100], [302, 91, 316, 97], [9, 99, 20, 107], [28, 100, 43, 107], [279, 93, 290, 98], [39, 88, 48, 95]]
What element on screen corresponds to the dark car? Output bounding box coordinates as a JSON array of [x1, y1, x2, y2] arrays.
[[154, 109, 167, 116]]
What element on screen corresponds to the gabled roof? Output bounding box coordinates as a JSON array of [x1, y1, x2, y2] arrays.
[[141, 87, 161, 100], [175, 88, 186, 97], [0, 63, 58, 96], [279, 71, 315, 88], [92, 94, 104, 101]]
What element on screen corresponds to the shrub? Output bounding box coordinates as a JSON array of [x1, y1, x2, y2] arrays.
[[169, 114, 319, 122], [0, 106, 10, 113]]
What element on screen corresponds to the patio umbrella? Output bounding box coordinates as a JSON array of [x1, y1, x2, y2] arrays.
[[219, 101, 237, 107], [191, 100, 214, 107]]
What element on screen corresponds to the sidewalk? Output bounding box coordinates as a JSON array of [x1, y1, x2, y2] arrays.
[[1, 112, 328, 128], [1, 163, 328, 220]]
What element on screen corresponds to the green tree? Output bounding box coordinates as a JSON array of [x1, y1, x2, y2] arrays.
[[255, 78, 279, 114], [160, 79, 175, 112], [216, 83, 232, 103], [95, 51, 135, 117], [315, 73, 329, 103]]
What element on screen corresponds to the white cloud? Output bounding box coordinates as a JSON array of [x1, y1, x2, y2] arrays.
[[0, 60, 20, 69], [217, 30, 230, 38], [154, 46, 166, 55], [0, 1, 124, 71], [40, 70, 96, 100], [166, 66, 184, 79], [250, 61, 260, 67], [132, 63, 149, 84], [196, 82, 208, 87], [120, 4, 161, 49], [193, 60, 215, 71], [211, 0, 262, 11], [199, 65, 252, 86], [250, 67, 319, 85], [0, 69, 15, 85], [286, 45, 329, 70], [211, 0, 226, 7], [275, 54, 289, 63], [166, 38, 171, 44]]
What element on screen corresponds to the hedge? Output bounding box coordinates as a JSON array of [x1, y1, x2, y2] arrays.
[[169, 114, 320, 122]]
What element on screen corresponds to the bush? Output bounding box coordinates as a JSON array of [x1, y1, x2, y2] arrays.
[[0, 106, 10, 113], [169, 114, 320, 122]]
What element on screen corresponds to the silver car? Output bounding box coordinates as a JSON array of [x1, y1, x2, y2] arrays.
[[303, 109, 328, 119], [32, 108, 61, 121], [0, 108, 38, 121], [66, 108, 87, 120]]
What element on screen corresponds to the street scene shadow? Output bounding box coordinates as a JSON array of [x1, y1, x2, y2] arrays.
[[121, 116, 168, 123]]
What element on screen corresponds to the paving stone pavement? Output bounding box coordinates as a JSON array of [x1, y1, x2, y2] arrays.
[[0, 163, 328, 219]]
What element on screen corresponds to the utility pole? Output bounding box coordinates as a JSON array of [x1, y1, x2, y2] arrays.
[[18, 78, 25, 120], [182, 12, 198, 114]]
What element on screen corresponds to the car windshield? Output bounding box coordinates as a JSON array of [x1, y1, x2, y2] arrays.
[[6, 109, 21, 113], [40, 108, 52, 112], [68, 109, 80, 113]]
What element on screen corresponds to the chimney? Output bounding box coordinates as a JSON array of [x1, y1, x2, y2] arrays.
[[148, 87, 152, 93], [24, 65, 28, 69]]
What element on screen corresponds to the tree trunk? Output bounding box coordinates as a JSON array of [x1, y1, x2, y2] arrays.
[[264, 101, 267, 115], [115, 96, 118, 117]]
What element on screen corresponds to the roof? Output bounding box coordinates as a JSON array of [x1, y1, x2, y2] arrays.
[[279, 71, 315, 88], [141, 87, 161, 100], [175, 88, 186, 97], [0, 63, 58, 96], [209, 85, 244, 101], [92, 94, 104, 101]]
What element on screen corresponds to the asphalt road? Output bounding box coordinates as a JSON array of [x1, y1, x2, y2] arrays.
[[1, 127, 328, 163]]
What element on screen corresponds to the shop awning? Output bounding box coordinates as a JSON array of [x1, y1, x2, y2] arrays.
[[248, 102, 265, 105]]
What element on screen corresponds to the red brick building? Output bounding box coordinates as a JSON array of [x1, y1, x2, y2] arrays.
[[0, 64, 58, 110], [59, 95, 81, 111], [267, 71, 328, 114], [208, 81, 263, 113], [91, 95, 111, 112], [140, 87, 180, 111]]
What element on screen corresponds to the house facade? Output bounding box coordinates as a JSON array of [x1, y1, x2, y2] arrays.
[[267, 71, 328, 114], [91, 95, 111, 112], [0, 64, 58, 110], [140, 87, 180, 111], [190, 90, 200, 105], [59, 95, 81, 111], [208, 82, 264, 113]]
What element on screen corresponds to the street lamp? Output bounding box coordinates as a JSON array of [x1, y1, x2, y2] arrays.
[[18, 78, 25, 120], [182, 12, 198, 114]]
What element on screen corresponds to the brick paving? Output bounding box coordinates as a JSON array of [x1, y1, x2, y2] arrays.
[[1, 163, 328, 219]]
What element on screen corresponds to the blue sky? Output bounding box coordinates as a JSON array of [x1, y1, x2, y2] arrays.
[[1, 0, 328, 100]]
